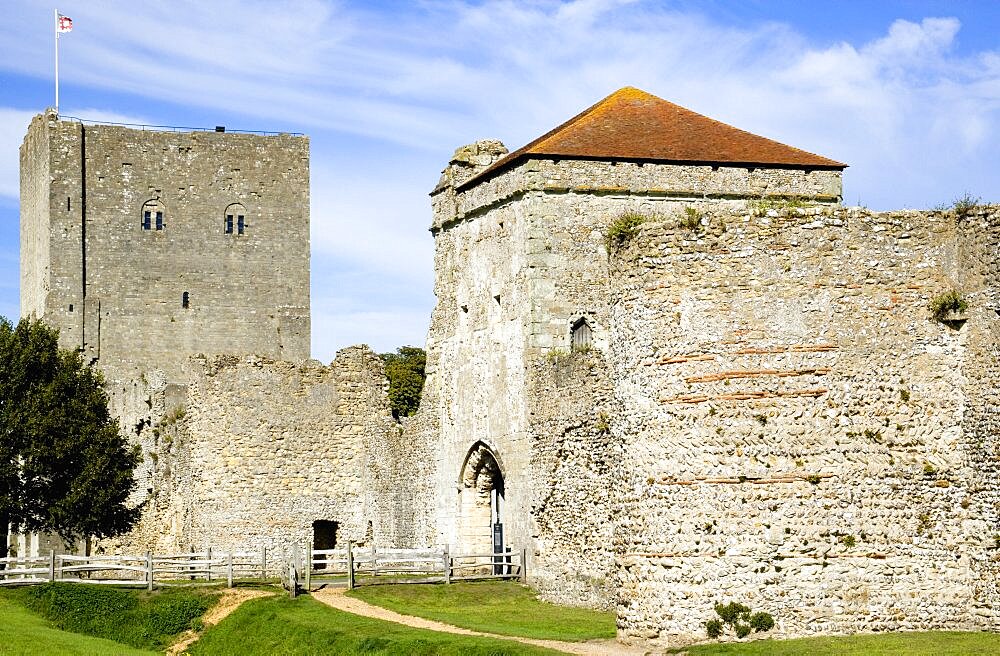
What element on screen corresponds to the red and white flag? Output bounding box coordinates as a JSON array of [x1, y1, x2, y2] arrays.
[[56, 13, 72, 33]]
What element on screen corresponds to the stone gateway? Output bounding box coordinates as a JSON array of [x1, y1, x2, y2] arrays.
[[16, 88, 1000, 648]]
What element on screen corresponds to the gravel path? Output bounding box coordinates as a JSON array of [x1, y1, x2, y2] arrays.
[[310, 587, 655, 656], [166, 588, 275, 655]]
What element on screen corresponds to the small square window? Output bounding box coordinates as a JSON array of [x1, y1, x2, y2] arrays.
[[225, 215, 233, 234], [155, 212, 163, 230], [237, 215, 245, 235], [142, 211, 151, 230]]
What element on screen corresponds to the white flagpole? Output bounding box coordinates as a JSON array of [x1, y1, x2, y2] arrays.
[[54, 8, 59, 113]]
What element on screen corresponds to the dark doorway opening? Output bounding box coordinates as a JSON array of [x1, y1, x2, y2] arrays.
[[313, 520, 339, 569]]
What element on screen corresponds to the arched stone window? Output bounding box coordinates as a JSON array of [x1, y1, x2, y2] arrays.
[[140, 199, 164, 231], [224, 202, 248, 235], [571, 317, 593, 352]]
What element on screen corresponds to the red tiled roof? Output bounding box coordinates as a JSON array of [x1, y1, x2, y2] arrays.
[[458, 87, 846, 190]]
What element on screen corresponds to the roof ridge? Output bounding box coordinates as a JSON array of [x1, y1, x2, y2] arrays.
[[500, 87, 632, 164], [456, 87, 845, 191]]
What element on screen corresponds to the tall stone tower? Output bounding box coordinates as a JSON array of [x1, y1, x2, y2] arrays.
[[19, 110, 310, 384]]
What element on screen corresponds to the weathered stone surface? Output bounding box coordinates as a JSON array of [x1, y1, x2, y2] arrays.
[[418, 136, 998, 643], [20, 110, 310, 380], [101, 347, 403, 563], [608, 206, 1000, 645]]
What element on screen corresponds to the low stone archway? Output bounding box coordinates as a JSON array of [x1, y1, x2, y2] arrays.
[[457, 442, 505, 557]]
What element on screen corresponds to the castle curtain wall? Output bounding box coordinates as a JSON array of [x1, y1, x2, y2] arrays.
[[609, 207, 1000, 645]]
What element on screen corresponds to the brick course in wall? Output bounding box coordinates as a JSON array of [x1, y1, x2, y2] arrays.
[[420, 135, 998, 644]]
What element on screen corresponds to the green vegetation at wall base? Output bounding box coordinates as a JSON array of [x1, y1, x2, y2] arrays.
[[678, 631, 1000, 655], [2, 582, 216, 650], [0, 595, 155, 655]]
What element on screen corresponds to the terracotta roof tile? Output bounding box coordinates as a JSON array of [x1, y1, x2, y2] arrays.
[[459, 87, 845, 190]]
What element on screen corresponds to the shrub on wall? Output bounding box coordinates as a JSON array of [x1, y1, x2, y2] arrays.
[[928, 290, 968, 322], [706, 601, 774, 640], [604, 212, 648, 252]]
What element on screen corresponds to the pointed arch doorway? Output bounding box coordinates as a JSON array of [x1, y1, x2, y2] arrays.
[[458, 442, 505, 561]]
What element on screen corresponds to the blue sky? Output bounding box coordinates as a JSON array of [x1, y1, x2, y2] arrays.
[[1, 1, 998, 362]]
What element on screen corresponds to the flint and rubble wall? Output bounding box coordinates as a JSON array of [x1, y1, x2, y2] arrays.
[[608, 206, 1000, 645], [104, 347, 401, 559]]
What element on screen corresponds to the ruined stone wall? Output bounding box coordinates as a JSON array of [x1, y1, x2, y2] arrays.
[[19, 111, 310, 380], [608, 206, 1000, 646], [106, 347, 399, 560], [527, 352, 620, 609], [421, 141, 845, 608], [422, 142, 539, 556], [954, 212, 1000, 619]]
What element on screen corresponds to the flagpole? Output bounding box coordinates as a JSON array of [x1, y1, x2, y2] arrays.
[[54, 8, 59, 114]]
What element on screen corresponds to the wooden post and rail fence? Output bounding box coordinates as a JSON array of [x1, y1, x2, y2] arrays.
[[0, 544, 527, 595]]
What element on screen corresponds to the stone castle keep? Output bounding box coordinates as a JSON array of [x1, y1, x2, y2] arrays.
[[17, 88, 1000, 646]]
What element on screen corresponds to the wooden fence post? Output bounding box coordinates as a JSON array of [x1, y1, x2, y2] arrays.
[[371, 545, 377, 578], [227, 552, 233, 588], [305, 542, 311, 593], [520, 547, 527, 583], [288, 561, 297, 599], [146, 552, 154, 591], [207, 547, 213, 582], [48, 550, 55, 582], [443, 545, 450, 584], [261, 546, 267, 581], [346, 541, 354, 591]]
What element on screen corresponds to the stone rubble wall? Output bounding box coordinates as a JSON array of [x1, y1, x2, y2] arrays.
[[526, 352, 620, 610], [102, 347, 403, 563], [422, 142, 845, 609], [608, 206, 1000, 646]]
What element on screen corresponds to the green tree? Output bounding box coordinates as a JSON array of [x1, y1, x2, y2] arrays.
[[379, 346, 427, 419], [0, 318, 139, 559]]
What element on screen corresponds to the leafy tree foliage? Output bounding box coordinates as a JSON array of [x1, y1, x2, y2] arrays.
[[0, 318, 139, 557], [379, 346, 426, 419]]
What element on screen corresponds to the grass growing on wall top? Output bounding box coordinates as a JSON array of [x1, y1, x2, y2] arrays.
[[2, 582, 217, 650], [0, 594, 156, 655], [189, 594, 558, 655], [677, 631, 1000, 655], [349, 580, 616, 641]]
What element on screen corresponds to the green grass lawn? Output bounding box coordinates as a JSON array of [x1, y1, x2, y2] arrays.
[[347, 580, 616, 642], [0, 595, 156, 656], [189, 593, 559, 655], [1, 582, 217, 651], [681, 631, 1000, 655]]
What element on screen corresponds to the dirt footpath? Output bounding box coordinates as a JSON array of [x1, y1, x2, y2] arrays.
[[311, 587, 657, 656], [166, 588, 275, 655]]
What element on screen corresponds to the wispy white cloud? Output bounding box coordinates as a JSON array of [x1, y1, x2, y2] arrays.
[[3, 3, 997, 206], [2, 2, 999, 358]]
